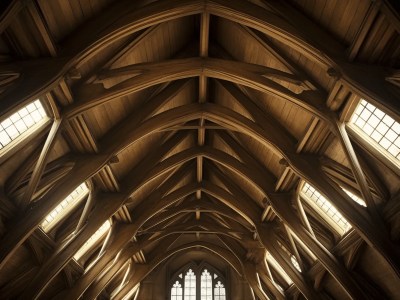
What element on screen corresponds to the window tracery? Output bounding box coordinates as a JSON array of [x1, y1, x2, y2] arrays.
[[169, 263, 226, 300]]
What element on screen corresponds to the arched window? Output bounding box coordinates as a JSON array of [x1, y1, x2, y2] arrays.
[[169, 263, 227, 300]]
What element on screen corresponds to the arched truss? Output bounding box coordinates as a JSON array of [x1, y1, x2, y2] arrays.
[[1, 0, 398, 117], [0, 1, 400, 300]]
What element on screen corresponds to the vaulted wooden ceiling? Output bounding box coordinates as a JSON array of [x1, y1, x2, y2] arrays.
[[0, 0, 400, 299]]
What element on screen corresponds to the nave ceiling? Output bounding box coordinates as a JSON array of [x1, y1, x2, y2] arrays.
[[0, 0, 400, 299]]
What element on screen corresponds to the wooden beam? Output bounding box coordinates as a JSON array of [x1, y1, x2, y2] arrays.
[[142, 193, 253, 233], [257, 261, 286, 300], [20, 133, 191, 299], [243, 262, 270, 300], [1, 0, 398, 120], [0, 0, 26, 33], [20, 119, 62, 208], [0, 80, 189, 271], [215, 131, 276, 190], [26, 1, 57, 56], [5, 140, 44, 195], [112, 241, 243, 300], [196, 12, 210, 201], [259, 0, 400, 116], [257, 224, 322, 299], [74, 189, 94, 234], [265, 192, 370, 299], [69, 57, 312, 119], [208, 164, 326, 298], [84, 25, 160, 84], [380, 0, 400, 33], [333, 121, 387, 228], [238, 25, 320, 91], [2, 103, 398, 279], [61, 162, 190, 300], [12, 156, 75, 201], [347, 1, 380, 61], [61, 165, 189, 299], [210, 92, 400, 275], [320, 156, 388, 202]]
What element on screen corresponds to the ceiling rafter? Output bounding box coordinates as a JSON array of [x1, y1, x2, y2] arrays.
[[0, 0, 26, 34], [265, 191, 370, 299], [210, 159, 366, 298], [196, 11, 210, 203], [1, 1, 400, 298], [70, 57, 321, 119], [19, 131, 191, 299], [2, 104, 392, 294], [111, 241, 243, 300], [1, 0, 397, 120], [0, 80, 190, 271]]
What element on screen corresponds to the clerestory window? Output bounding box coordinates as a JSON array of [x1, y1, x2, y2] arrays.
[[342, 188, 366, 207], [265, 252, 293, 286], [40, 182, 89, 232], [170, 264, 226, 300], [350, 99, 400, 165], [73, 220, 111, 260], [301, 183, 351, 235], [290, 255, 301, 273], [0, 99, 48, 155]]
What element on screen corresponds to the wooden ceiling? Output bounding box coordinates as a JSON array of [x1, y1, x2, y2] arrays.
[[0, 0, 400, 299]]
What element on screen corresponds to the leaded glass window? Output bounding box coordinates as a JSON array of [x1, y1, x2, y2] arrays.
[[350, 99, 400, 163], [170, 264, 226, 300], [41, 182, 89, 232], [290, 255, 301, 272], [74, 220, 111, 260], [0, 99, 48, 153], [214, 281, 225, 300], [171, 281, 183, 300], [200, 269, 212, 300], [301, 182, 352, 235], [184, 269, 196, 300]]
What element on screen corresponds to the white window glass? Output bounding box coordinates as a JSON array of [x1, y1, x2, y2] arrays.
[[0, 100, 48, 151], [184, 269, 196, 300], [201, 269, 212, 300], [170, 266, 226, 300], [41, 183, 89, 232], [351, 99, 400, 162], [265, 252, 293, 285], [171, 280, 183, 300], [290, 255, 301, 272], [74, 220, 111, 260], [214, 281, 226, 300], [342, 188, 367, 207], [302, 183, 351, 234]]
